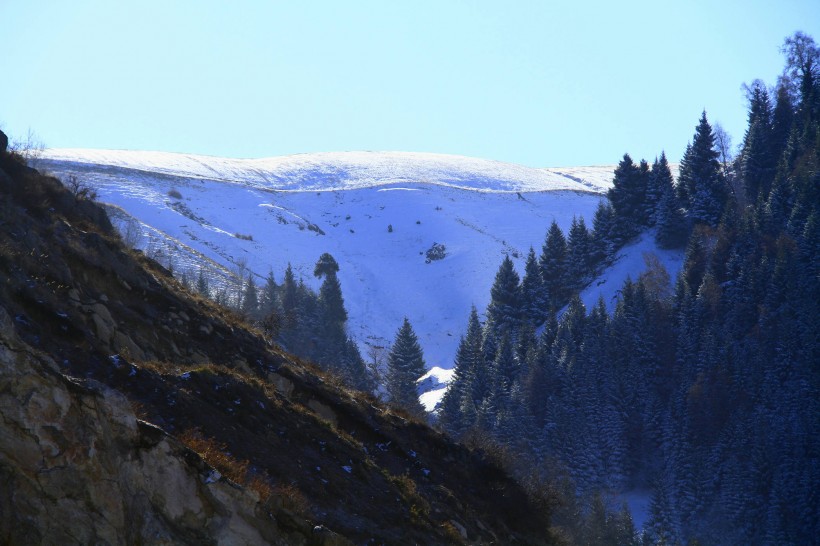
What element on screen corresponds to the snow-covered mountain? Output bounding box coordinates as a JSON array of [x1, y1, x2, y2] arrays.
[[40, 149, 680, 409]]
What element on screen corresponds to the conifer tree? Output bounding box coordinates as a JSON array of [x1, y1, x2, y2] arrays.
[[648, 152, 675, 224], [196, 267, 209, 297], [314, 253, 348, 359], [281, 263, 298, 327], [678, 111, 727, 226], [341, 337, 374, 392], [607, 154, 647, 241], [259, 270, 278, 318], [241, 277, 259, 319], [739, 80, 775, 203], [566, 216, 593, 290], [655, 164, 689, 249], [385, 318, 427, 418], [520, 247, 548, 326], [540, 220, 568, 309], [486, 255, 522, 339], [591, 200, 616, 263], [439, 307, 484, 436]]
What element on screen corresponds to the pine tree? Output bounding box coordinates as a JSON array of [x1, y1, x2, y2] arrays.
[[540, 220, 568, 309], [314, 253, 348, 363], [608, 153, 648, 241], [655, 168, 689, 249], [196, 266, 209, 297], [591, 200, 616, 264], [649, 152, 675, 224], [679, 111, 727, 226], [385, 318, 427, 418], [486, 255, 522, 339], [340, 337, 374, 392], [770, 82, 795, 164], [439, 307, 484, 436], [259, 270, 278, 318], [739, 80, 775, 203], [566, 215, 593, 291], [281, 263, 298, 329], [241, 277, 259, 319], [520, 247, 548, 326]]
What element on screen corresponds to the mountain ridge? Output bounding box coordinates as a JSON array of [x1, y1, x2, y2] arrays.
[[39, 149, 621, 372]]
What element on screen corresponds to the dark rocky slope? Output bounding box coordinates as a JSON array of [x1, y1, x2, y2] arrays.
[[0, 137, 555, 545]]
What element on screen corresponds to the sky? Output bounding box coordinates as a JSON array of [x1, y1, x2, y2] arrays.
[[2, 1, 819, 167]]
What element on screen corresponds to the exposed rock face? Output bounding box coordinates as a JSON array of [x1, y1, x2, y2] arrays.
[[0, 306, 319, 545]]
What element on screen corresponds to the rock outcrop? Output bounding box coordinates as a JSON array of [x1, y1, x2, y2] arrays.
[[0, 305, 329, 545]]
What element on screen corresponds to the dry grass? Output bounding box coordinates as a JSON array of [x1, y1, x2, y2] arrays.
[[388, 472, 431, 523], [272, 483, 311, 515], [178, 428, 274, 501]]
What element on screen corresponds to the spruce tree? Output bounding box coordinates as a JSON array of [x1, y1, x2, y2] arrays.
[[607, 153, 647, 241], [314, 253, 348, 363], [566, 215, 593, 291], [385, 318, 427, 418], [196, 267, 209, 297], [540, 220, 568, 310], [655, 165, 689, 249], [591, 200, 616, 263], [259, 270, 278, 318], [739, 80, 775, 203], [520, 247, 548, 326], [281, 263, 298, 328], [679, 111, 727, 226], [341, 337, 374, 393], [439, 307, 484, 436], [486, 255, 522, 339], [241, 277, 259, 319]]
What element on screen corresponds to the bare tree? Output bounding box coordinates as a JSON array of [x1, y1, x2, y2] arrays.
[[9, 128, 45, 169], [231, 256, 249, 310], [366, 344, 387, 386], [712, 123, 733, 172], [64, 174, 99, 201], [712, 122, 744, 207], [119, 216, 143, 248]]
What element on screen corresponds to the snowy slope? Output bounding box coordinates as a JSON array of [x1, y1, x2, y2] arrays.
[[574, 230, 685, 313], [40, 149, 615, 373]]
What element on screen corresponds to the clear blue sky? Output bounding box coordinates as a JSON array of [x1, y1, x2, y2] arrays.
[[2, 1, 818, 167]]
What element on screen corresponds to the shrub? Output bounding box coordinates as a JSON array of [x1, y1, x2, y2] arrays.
[[167, 188, 182, 199], [63, 174, 98, 201], [425, 242, 446, 263]]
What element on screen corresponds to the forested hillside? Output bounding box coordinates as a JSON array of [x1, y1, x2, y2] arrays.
[[437, 32, 819, 545]]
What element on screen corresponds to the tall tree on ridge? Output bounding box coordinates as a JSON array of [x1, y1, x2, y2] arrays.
[[654, 153, 689, 248], [679, 111, 726, 226], [739, 80, 775, 203], [608, 153, 648, 242]]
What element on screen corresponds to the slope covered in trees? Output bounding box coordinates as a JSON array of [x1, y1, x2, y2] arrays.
[[438, 32, 819, 545]]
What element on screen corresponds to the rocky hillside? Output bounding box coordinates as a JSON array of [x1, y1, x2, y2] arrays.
[[0, 134, 555, 544]]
